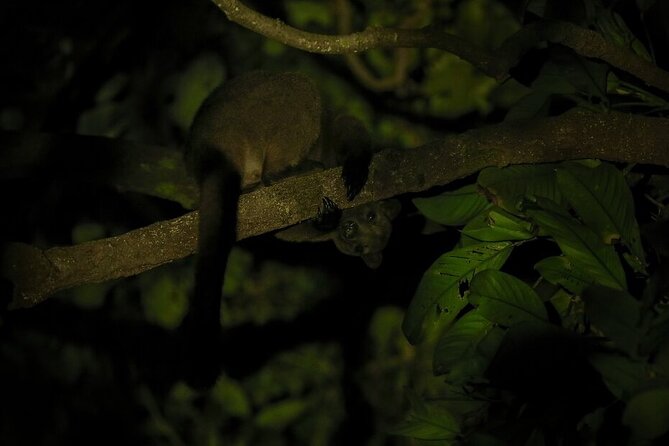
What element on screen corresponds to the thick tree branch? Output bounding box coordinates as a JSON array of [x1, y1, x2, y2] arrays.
[[3, 109, 669, 307], [211, 0, 669, 93]]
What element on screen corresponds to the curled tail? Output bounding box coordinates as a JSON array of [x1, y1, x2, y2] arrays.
[[182, 149, 241, 387]]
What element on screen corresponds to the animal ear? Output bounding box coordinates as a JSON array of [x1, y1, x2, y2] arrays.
[[274, 222, 334, 243], [381, 199, 402, 219], [362, 252, 383, 269]]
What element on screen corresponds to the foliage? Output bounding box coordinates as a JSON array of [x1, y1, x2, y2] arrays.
[[400, 159, 669, 444], [2, 0, 669, 445], [141, 344, 345, 446]]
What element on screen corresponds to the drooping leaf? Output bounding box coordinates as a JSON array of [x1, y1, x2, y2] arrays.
[[557, 162, 646, 270], [403, 242, 513, 345], [478, 164, 562, 213], [535, 256, 591, 294], [592, 6, 652, 62], [434, 311, 493, 375], [413, 184, 490, 226], [528, 209, 627, 290], [390, 393, 460, 441], [446, 325, 505, 384], [468, 270, 548, 326], [623, 388, 669, 439], [589, 353, 646, 400], [582, 286, 640, 356], [462, 206, 534, 242]]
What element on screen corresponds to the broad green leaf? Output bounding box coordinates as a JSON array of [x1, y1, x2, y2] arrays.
[[478, 165, 562, 213], [462, 206, 534, 242], [434, 311, 493, 375], [413, 184, 490, 226], [589, 353, 646, 400], [582, 286, 640, 356], [557, 162, 646, 270], [391, 394, 460, 441], [403, 242, 513, 345], [549, 288, 573, 318], [468, 270, 548, 326], [445, 324, 505, 383], [528, 210, 627, 290], [623, 388, 669, 439], [535, 256, 591, 294]]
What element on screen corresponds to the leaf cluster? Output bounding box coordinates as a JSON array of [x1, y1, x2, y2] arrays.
[[399, 160, 669, 445]]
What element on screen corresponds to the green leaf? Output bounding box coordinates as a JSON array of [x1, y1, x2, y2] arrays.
[[71, 222, 106, 243], [623, 387, 669, 439], [403, 242, 513, 345], [391, 394, 460, 441], [140, 272, 189, 330], [211, 375, 251, 418], [528, 210, 627, 290], [434, 311, 493, 375], [594, 8, 652, 62], [284, 0, 333, 28], [468, 270, 548, 326], [446, 325, 505, 383], [589, 353, 646, 400], [478, 164, 562, 213], [413, 184, 490, 226], [462, 206, 534, 242], [582, 286, 640, 356], [255, 399, 309, 429], [535, 256, 591, 294], [557, 162, 646, 270], [67, 283, 110, 309]]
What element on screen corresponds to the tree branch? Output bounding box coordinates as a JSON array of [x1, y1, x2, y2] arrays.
[[4, 109, 669, 308], [210, 0, 669, 93]]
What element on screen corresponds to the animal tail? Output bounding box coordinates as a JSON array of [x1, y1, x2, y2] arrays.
[[181, 149, 241, 387]]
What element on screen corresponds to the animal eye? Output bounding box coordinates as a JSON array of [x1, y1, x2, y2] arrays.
[[366, 211, 376, 223], [342, 221, 358, 239]]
